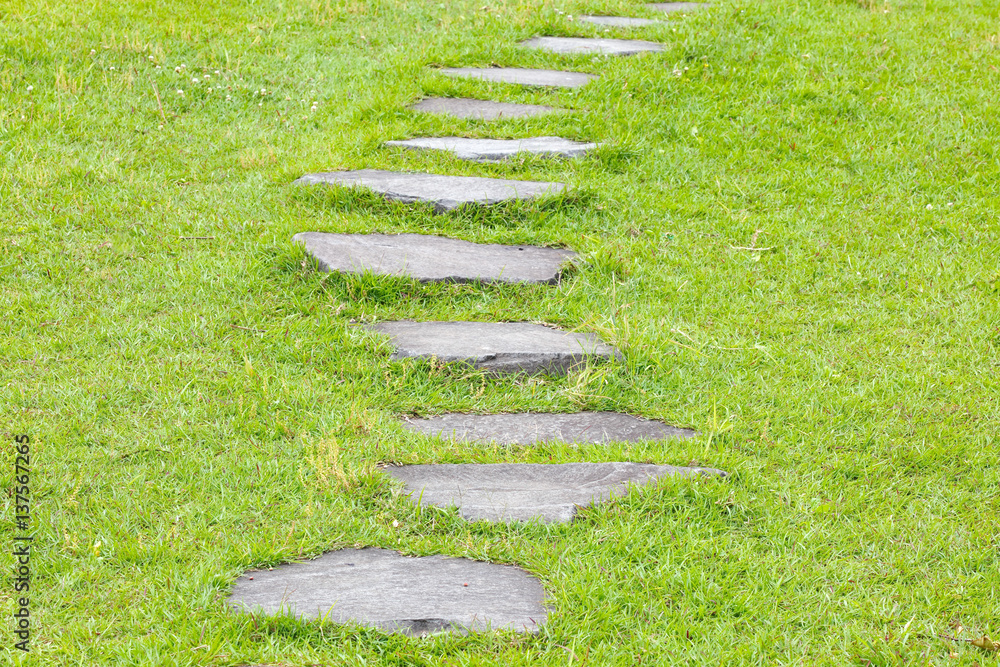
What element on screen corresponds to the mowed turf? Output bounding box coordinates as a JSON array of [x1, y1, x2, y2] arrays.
[[2, 0, 999, 664]]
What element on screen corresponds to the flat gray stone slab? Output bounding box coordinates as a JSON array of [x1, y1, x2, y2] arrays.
[[228, 548, 546, 635], [649, 2, 709, 12], [369, 321, 621, 375], [520, 36, 665, 55], [579, 15, 662, 27], [410, 97, 556, 120], [440, 67, 596, 88], [402, 412, 697, 444], [385, 136, 597, 162], [293, 169, 565, 212], [385, 462, 727, 523], [294, 233, 576, 284]]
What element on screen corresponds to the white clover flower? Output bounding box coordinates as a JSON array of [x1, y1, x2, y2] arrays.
[[148, 55, 154, 61], [177, 89, 184, 95], [926, 204, 933, 210], [947, 202, 954, 207], [26, 85, 33, 92], [90, 49, 96, 54], [192, 77, 199, 83], [109, 66, 115, 70], [214, 70, 220, 75], [175, 66, 182, 73], [226, 95, 231, 100]]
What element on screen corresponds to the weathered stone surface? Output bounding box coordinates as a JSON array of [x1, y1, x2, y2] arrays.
[[410, 97, 556, 120], [228, 548, 546, 634], [293, 169, 565, 212], [385, 136, 597, 162], [385, 462, 727, 522], [440, 67, 596, 88], [578, 15, 662, 27], [520, 36, 665, 55], [402, 412, 697, 444], [368, 321, 621, 375], [648, 2, 709, 12], [294, 233, 576, 285]]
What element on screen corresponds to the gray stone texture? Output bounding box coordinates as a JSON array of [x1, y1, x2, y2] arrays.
[[228, 548, 546, 635], [648, 2, 709, 12], [385, 136, 597, 162], [520, 36, 665, 55], [409, 97, 556, 120], [368, 321, 621, 375], [440, 67, 596, 88], [402, 412, 697, 445], [293, 169, 565, 212], [294, 232, 576, 285], [579, 15, 662, 27], [385, 462, 727, 522]]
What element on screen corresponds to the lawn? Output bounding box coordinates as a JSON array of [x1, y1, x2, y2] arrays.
[[2, 0, 999, 663]]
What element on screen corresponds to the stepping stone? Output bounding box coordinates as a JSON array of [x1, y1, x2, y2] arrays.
[[385, 136, 597, 162], [409, 97, 556, 120], [293, 169, 565, 212], [440, 67, 595, 88], [228, 548, 546, 635], [368, 321, 621, 375], [294, 232, 576, 284], [384, 462, 727, 523], [579, 16, 662, 27], [520, 36, 665, 56], [649, 2, 709, 12], [402, 412, 697, 444]]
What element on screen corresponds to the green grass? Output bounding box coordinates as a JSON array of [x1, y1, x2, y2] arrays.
[[2, 0, 999, 663]]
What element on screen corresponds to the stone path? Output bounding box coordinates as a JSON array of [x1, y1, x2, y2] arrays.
[[369, 321, 621, 375], [402, 412, 697, 444], [384, 462, 726, 523], [579, 16, 662, 27], [409, 97, 556, 120], [385, 136, 597, 161], [649, 2, 709, 12], [235, 0, 733, 636], [295, 232, 576, 284], [440, 67, 596, 88], [228, 548, 546, 634], [294, 169, 565, 212], [520, 36, 665, 55]]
